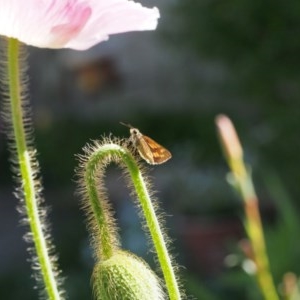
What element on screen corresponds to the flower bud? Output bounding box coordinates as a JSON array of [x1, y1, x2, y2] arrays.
[[93, 250, 165, 300]]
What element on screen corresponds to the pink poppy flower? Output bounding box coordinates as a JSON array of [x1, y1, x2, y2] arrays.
[[0, 0, 159, 50]]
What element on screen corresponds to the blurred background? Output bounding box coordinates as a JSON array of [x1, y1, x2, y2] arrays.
[[1, 0, 300, 299]]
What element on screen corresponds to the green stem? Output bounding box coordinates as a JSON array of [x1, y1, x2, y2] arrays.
[[216, 115, 279, 300], [83, 142, 181, 300], [84, 144, 121, 260], [229, 163, 279, 300], [5, 38, 61, 299], [122, 153, 181, 300]]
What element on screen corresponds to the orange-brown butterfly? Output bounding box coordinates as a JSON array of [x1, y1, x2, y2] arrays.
[[120, 122, 172, 165]]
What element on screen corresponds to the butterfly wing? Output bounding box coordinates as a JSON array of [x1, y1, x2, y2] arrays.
[[135, 136, 154, 164], [140, 135, 172, 164]]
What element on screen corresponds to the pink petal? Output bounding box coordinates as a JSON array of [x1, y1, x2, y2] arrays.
[[0, 0, 159, 50]]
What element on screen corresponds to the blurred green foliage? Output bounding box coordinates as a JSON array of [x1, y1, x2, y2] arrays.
[[174, 0, 300, 98], [167, 0, 300, 207]]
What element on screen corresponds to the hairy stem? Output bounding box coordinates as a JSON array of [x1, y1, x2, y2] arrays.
[[122, 152, 181, 300], [1, 38, 62, 299], [84, 144, 122, 260], [81, 141, 182, 299]]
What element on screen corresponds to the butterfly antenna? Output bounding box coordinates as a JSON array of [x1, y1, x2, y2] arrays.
[[120, 122, 133, 129]]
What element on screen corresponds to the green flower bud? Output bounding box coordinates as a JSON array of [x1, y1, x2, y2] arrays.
[[93, 250, 165, 300]]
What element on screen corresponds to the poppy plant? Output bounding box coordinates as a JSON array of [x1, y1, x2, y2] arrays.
[[0, 0, 159, 50], [0, 1, 177, 300]]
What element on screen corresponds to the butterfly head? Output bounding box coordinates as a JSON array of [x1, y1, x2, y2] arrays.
[[120, 122, 141, 137], [130, 128, 141, 137]]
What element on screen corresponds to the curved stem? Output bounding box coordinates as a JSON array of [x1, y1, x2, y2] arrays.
[[83, 142, 181, 299], [4, 38, 62, 300], [84, 144, 122, 260]]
